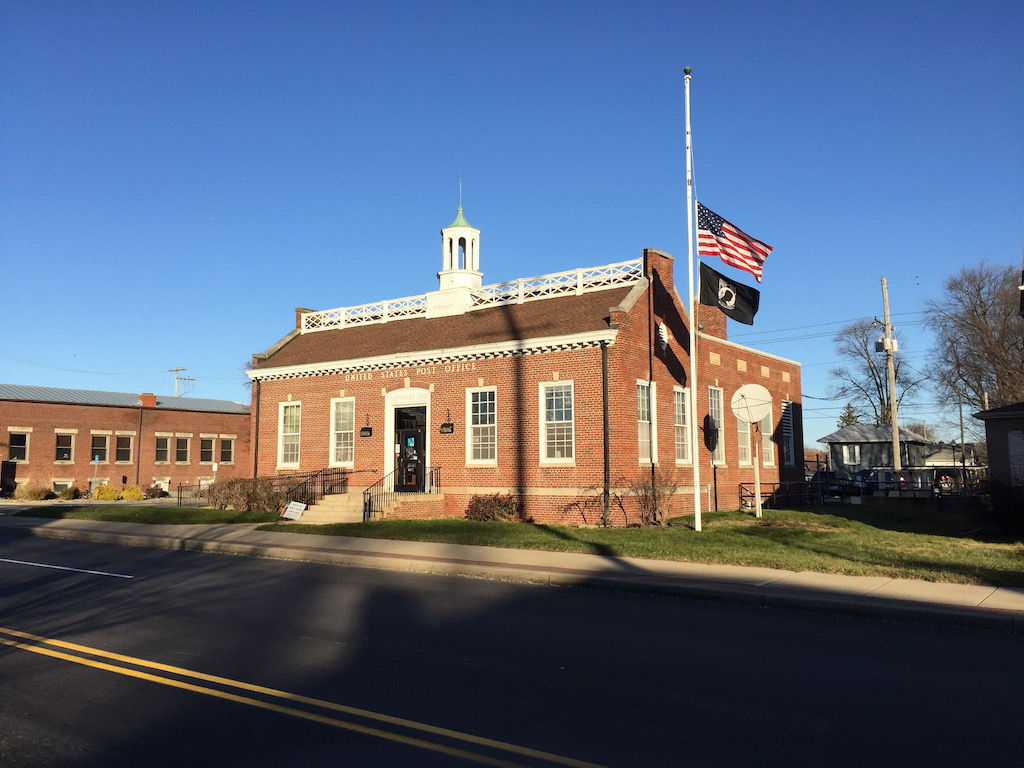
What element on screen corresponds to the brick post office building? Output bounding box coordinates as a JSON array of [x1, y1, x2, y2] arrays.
[[1, 384, 250, 495], [247, 207, 804, 523]]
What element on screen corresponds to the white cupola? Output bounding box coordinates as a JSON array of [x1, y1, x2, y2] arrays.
[[426, 189, 482, 318]]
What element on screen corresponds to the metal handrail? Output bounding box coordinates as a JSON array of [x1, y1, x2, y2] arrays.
[[363, 465, 442, 521], [262, 467, 349, 508]]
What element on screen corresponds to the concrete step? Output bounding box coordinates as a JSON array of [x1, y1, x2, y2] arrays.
[[290, 492, 365, 524]]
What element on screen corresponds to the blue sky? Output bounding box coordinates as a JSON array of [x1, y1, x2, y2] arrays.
[[2, 0, 1021, 444]]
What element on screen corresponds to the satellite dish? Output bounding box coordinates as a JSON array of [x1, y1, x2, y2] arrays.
[[731, 384, 773, 424]]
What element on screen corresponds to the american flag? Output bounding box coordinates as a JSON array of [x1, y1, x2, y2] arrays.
[[697, 202, 772, 283]]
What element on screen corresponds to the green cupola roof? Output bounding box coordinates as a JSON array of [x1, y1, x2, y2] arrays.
[[449, 205, 472, 229]]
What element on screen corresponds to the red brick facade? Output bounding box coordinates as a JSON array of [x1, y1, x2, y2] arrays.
[[1, 392, 250, 495], [249, 245, 804, 524]]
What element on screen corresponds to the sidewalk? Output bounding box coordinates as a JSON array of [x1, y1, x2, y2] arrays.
[[1, 513, 1022, 634]]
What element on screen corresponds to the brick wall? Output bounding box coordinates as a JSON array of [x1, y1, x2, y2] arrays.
[[1, 400, 250, 493]]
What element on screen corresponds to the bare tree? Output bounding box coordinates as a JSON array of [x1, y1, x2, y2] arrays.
[[828, 318, 924, 425], [924, 261, 1024, 412]]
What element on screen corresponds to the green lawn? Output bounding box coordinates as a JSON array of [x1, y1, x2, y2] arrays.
[[9, 499, 1023, 588], [257, 500, 1024, 587], [10, 505, 280, 525]]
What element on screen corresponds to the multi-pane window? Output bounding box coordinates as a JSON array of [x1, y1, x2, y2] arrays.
[[176, 437, 190, 463], [708, 387, 725, 464], [761, 410, 774, 466], [55, 433, 73, 462], [737, 417, 751, 465], [637, 383, 652, 462], [468, 388, 496, 463], [280, 402, 301, 466], [91, 434, 108, 463], [200, 438, 214, 463], [781, 401, 795, 467], [331, 399, 355, 465], [155, 436, 169, 463], [674, 388, 690, 463], [843, 444, 861, 466], [8, 432, 28, 462], [542, 382, 574, 461], [220, 438, 234, 464], [116, 435, 132, 463]]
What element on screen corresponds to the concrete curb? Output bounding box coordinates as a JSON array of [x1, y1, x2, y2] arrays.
[[3, 521, 1022, 634]]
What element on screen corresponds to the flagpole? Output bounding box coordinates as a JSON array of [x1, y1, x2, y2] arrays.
[[684, 66, 702, 532]]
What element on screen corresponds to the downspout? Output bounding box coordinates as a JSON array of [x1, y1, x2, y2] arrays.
[[252, 378, 261, 479], [601, 340, 610, 525], [646, 257, 656, 492], [135, 405, 143, 486]]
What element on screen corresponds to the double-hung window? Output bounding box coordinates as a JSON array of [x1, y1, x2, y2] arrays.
[[91, 434, 109, 463], [761, 409, 774, 466], [7, 431, 28, 462], [55, 433, 74, 462], [176, 437, 190, 463], [708, 386, 725, 464], [220, 438, 235, 464], [737, 416, 751, 465], [200, 437, 215, 463], [674, 387, 690, 463], [637, 382, 653, 463], [279, 402, 301, 467], [116, 435, 133, 463], [155, 436, 170, 463], [330, 398, 355, 466], [467, 388, 497, 464], [541, 382, 574, 463], [843, 444, 861, 467]]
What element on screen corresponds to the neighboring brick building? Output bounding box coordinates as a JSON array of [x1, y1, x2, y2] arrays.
[[0, 384, 250, 495], [974, 402, 1024, 512], [247, 207, 803, 523]]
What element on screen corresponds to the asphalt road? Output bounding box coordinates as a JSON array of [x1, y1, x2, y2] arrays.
[[1, 536, 1021, 768]]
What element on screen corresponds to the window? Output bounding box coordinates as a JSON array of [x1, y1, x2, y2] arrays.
[[8, 432, 28, 462], [52, 479, 73, 492], [220, 438, 234, 464], [541, 382, 574, 462], [176, 437, 190, 463], [637, 382, 652, 462], [737, 417, 751, 465], [91, 434, 108, 463], [761, 409, 775, 466], [708, 387, 725, 464], [155, 436, 169, 463], [279, 402, 301, 466], [55, 433, 74, 462], [674, 388, 690, 463], [843, 444, 861, 466], [781, 401, 795, 467], [200, 438, 214, 463], [330, 398, 355, 466], [116, 435, 132, 463], [467, 388, 496, 463]]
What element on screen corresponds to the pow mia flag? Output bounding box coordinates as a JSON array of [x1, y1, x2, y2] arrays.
[[699, 262, 760, 325]]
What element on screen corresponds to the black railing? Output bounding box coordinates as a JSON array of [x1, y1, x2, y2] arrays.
[[272, 467, 349, 507], [362, 465, 441, 521]]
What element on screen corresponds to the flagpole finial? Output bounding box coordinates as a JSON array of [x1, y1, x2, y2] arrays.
[[684, 66, 691, 75]]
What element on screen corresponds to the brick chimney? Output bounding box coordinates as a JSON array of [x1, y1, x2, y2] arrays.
[[138, 393, 157, 408]]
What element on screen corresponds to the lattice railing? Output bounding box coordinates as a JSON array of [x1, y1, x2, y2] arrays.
[[300, 258, 643, 332], [469, 258, 642, 308]]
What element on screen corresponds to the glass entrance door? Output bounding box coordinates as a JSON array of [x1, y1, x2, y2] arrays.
[[394, 406, 426, 492]]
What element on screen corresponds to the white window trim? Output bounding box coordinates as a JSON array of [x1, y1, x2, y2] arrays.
[[155, 434, 172, 465], [708, 386, 726, 465], [278, 401, 302, 468], [761, 408, 775, 467], [843, 444, 861, 467], [674, 386, 691, 465], [465, 386, 498, 466], [115, 433, 134, 465], [737, 416, 752, 466], [539, 380, 575, 466], [175, 435, 191, 465], [198, 435, 216, 465], [219, 437, 236, 465], [329, 397, 356, 468], [637, 380, 658, 465]]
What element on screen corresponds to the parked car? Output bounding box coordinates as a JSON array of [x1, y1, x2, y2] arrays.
[[810, 469, 858, 496], [861, 469, 911, 492]]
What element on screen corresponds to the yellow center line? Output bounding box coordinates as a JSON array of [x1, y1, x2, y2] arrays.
[[0, 626, 607, 768]]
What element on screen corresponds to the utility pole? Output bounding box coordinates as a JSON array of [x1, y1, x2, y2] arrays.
[[881, 278, 901, 471], [166, 367, 194, 398]]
